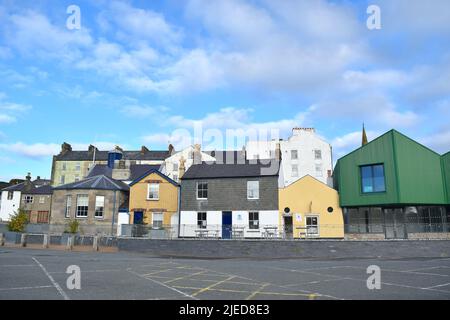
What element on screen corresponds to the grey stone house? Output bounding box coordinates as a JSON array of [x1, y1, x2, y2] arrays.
[[20, 185, 53, 224], [179, 160, 280, 239], [50, 175, 129, 235]]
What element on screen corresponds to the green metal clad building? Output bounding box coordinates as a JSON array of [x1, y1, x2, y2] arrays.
[[334, 130, 450, 239]]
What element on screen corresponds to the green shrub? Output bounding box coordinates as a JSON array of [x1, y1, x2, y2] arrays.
[[66, 220, 79, 234], [8, 209, 29, 232]]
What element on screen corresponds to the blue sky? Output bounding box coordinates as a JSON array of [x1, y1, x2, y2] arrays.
[[0, 0, 450, 181]]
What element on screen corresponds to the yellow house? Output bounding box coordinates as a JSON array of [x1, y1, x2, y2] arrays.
[[279, 175, 344, 239], [128, 169, 179, 228]]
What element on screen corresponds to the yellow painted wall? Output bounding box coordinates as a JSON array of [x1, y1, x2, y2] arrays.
[[129, 172, 179, 226], [279, 175, 344, 238], [52, 161, 107, 186]]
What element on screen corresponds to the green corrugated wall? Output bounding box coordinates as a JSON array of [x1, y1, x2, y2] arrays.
[[335, 130, 448, 207], [442, 152, 450, 204]]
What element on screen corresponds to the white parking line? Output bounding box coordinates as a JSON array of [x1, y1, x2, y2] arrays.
[[32, 257, 70, 300], [0, 285, 53, 291]]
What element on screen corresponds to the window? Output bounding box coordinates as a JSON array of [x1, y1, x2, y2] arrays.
[[249, 212, 259, 229], [39, 196, 45, 204], [24, 195, 33, 204], [152, 212, 163, 229], [197, 182, 208, 199], [292, 165, 298, 177], [76, 195, 88, 217], [315, 164, 323, 177], [197, 212, 207, 229], [65, 195, 71, 218], [173, 163, 178, 171], [247, 181, 259, 199], [306, 216, 319, 235], [361, 164, 386, 193], [75, 175, 80, 182], [314, 150, 322, 160], [62, 162, 66, 171], [75, 162, 81, 171], [37, 211, 49, 224], [291, 150, 298, 160], [147, 183, 159, 200], [60, 175, 65, 184], [94, 196, 104, 218], [7, 191, 13, 200], [173, 174, 178, 182]]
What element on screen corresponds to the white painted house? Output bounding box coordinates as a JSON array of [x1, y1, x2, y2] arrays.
[[161, 144, 216, 182], [245, 128, 333, 187], [0, 176, 36, 221]]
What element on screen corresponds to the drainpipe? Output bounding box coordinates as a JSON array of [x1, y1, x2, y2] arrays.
[[177, 185, 181, 238], [111, 191, 116, 236]]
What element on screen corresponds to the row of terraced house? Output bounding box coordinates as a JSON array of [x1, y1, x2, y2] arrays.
[[1, 127, 450, 240]]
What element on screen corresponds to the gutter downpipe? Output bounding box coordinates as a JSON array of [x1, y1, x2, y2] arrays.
[[111, 191, 117, 236], [177, 185, 181, 238]]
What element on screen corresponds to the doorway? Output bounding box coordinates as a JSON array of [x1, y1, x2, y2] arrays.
[[133, 211, 144, 225], [284, 216, 293, 238], [222, 211, 232, 239]]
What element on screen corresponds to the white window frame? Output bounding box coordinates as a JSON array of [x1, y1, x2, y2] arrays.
[[152, 212, 164, 229], [247, 181, 259, 200], [314, 149, 322, 160], [39, 196, 45, 204], [65, 195, 71, 218], [306, 215, 319, 236], [76, 194, 89, 218], [249, 211, 260, 230], [62, 162, 66, 171], [94, 195, 105, 219], [197, 212, 207, 229], [7, 191, 14, 200], [196, 182, 208, 200], [315, 164, 323, 177], [291, 150, 298, 160], [60, 175, 65, 184], [147, 183, 160, 200], [75, 162, 81, 171], [24, 195, 34, 204]]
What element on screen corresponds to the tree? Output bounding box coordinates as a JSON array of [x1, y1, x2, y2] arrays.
[[8, 209, 29, 232]]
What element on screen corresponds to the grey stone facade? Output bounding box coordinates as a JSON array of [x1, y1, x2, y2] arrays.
[[50, 189, 128, 233], [180, 176, 278, 211]]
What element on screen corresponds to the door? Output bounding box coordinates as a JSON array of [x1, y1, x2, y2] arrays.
[[133, 211, 144, 224], [384, 209, 407, 239], [222, 211, 232, 239], [283, 216, 293, 238]]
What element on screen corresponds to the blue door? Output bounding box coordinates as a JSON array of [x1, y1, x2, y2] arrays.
[[222, 211, 232, 239], [133, 211, 144, 225]]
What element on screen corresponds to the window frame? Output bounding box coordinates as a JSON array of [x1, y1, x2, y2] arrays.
[[76, 194, 89, 218], [197, 212, 207, 229], [247, 181, 260, 200], [306, 215, 319, 235], [147, 183, 160, 200], [7, 191, 14, 200], [360, 163, 386, 194], [291, 164, 299, 177], [65, 195, 72, 218], [24, 195, 34, 204], [249, 211, 260, 230], [196, 182, 208, 200], [39, 196, 45, 204], [94, 195, 105, 219], [291, 150, 298, 160], [314, 149, 322, 160], [152, 212, 164, 229]]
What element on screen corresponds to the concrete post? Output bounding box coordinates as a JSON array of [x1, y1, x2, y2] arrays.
[[20, 233, 27, 247], [93, 236, 99, 251], [0, 233, 4, 246], [66, 235, 74, 250], [43, 234, 49, 249]]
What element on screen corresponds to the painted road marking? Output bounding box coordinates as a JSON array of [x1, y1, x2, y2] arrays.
[[32, 257, 70, 300], [0, 285, 53, 291]]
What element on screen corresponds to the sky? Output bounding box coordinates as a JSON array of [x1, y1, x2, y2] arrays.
[[0, 0, 450, 181]]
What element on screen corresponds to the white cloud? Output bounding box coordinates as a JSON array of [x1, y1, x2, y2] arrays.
[[0, 114, 15, 123], [331, 130, 380, 159], [0, 142, 60, 158]]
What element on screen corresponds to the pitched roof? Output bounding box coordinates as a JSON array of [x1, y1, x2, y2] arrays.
[[33, 178, 51, 187], [181, 160, 280, 180], [129, 168, 179, 187], [54, 150, 170, 161], [0, 182, 10, 190], [87, 164, 162, 181], [26, 185, 53, 195], [54, 175, 129, 191], [204, 150, 246, 164], [1, 181, 36, 192]]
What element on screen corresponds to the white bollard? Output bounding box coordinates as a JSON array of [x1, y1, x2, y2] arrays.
[[43, 234, 49, 249], [20, 233, 27, 247], [93, 236, 99, 251], [66, 235, 74, 250]]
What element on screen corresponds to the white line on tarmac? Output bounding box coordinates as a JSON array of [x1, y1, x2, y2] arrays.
[[127, 268, 198, 300], [0, 264, 36, 267], [0, 285, 53, 291], [32, 257, 70, 300]]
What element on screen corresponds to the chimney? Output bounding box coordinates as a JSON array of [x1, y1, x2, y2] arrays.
[[179, 156, 186, 179], [60, 142, 72, 154], [292, 127, 316, 136], [88, 144, 98, 153], [327, 170, 332, 178], [275, 143, 282, 160], [37, 176, 41, 180], [168, 144, 175, 155], [193, 144, 202, 165], [26, 172, 31, 181], [140, 146, 149, 154]]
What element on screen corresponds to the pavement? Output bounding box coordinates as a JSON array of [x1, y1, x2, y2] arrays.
[[1, 247, 450, 300]]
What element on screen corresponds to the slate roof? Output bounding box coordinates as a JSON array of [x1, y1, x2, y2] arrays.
[[53, 175, 129, 191], [204, 150, 246, 164], [181, 160, 280, 180], [54, 150, 170, 161], [33, 178, 51, 187], [25, 185, 53, 195], [87, 164, 162, 181], [129, 168, 179, 187], [0, 182, 10, 190], [1, 181, 36, 192]]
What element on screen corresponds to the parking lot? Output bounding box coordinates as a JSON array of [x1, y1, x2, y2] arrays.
[[1, 247, 450, 300]]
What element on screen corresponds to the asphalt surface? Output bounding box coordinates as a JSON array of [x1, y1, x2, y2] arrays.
[[1, 247, 450, 300]]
